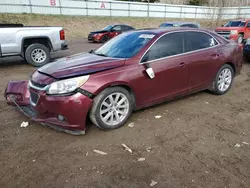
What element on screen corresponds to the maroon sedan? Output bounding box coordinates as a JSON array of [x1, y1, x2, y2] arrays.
[[5, 28, 243, 135]]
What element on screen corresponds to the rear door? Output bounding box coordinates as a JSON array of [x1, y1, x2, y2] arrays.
[[184, 31, 221, 91]]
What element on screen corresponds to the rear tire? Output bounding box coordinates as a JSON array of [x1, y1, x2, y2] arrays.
[[210, 64, 234, 95], [25, 43, 51, 67], [90, 87, 133, 130]]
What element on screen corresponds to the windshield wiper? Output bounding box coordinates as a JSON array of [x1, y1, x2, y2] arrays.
[[89, 49, 107, 57], [94, 53, 107, 57]]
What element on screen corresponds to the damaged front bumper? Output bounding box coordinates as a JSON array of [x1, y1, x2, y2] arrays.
[[5, 80, 93, 135]]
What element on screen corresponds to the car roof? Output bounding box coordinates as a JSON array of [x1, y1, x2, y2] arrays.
[[229, 19, 250, 22], [112, 24, 133, 27], [161, 21, 199, 25], [134, 27, 207, 35]]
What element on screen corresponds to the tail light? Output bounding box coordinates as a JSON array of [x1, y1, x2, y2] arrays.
[[60, 30, 65, 40]]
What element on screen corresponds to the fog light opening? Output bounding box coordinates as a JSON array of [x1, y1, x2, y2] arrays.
[[58, 115, 66, 121]]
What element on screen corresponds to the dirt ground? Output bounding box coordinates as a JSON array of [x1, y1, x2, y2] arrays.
[[0, 38, 250, 188]]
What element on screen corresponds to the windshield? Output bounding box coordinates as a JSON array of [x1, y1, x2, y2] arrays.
[[94, 32, 155, 58], [159, 23, 174, 27], [224, 21, 246, 27], [102, 25, 113, 31]]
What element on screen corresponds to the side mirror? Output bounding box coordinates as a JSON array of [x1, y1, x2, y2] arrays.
[[89, 49, 94, 53], [144, 63, 155, 79], [221, 24, 224, 27], [146, 67, 155, 79]]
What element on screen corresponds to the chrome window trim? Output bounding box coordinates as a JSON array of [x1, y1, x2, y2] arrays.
[[139, 30, 221, 65]]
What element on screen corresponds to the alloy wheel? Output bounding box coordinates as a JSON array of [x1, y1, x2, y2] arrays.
[[99, 92, 129, 126], [217, 68, 232, 92]]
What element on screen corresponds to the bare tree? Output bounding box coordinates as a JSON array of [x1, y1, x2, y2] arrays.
[[205, 0, 238, 28]]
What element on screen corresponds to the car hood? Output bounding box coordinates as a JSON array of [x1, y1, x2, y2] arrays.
[[90, 30, 109, 34], [38, 53, 125, 79], [215, 27, 244, 31]]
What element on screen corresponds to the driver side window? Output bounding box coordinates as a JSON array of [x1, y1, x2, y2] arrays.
[[142, 32, 184, 62], [112, 25, 121, 31]]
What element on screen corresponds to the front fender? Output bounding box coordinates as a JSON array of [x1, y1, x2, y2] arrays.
[[4, 80, 30, 106]]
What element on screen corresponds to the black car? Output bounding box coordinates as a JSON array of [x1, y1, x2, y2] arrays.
[[244, 38, 250, 61], [88, 24, 135, 43]]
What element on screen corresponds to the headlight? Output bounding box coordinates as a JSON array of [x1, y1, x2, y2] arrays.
[[231, 30, 238, 35], [46, 75, 89, 95], [94, 34, 100, 37]]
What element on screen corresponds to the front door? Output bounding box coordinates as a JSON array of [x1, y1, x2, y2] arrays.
[[109, 25, 122, 39], [134, 32, 189, 107], [245, 21, 250, 39]]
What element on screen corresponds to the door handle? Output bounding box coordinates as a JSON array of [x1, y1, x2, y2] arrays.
[[179, 62, 185, 67]]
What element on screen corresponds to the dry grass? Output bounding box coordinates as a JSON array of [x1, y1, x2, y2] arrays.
[[0, 13, 227, 38]]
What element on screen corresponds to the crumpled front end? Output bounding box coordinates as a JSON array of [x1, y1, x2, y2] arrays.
[[5, 80, 30, 106], [4, 80, 93, 135]]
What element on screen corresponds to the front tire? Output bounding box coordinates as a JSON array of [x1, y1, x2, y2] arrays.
[[211, 64, 234, 95], [237, 34, 244, 44], [100, 35, 109, 43], [25, 43, 51, 67], [90, 87, 133, 130]]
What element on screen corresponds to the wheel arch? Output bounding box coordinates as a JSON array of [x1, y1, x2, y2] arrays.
[[224, 62, 236, 75], [21, 36, 53, 57], [238, 32, 244, 36], [94, 83, 137, 110]]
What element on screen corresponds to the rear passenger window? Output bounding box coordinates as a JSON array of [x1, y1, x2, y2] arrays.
[[122, 26, 133, 31], [186, 32, 218, 52]]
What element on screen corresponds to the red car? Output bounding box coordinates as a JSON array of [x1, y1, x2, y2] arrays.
[[5, 28, 243, 135], [215, 19, 250, 44], [88, 24, 135, 43]]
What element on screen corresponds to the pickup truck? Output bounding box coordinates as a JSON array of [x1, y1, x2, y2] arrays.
[[0, 24, 68, 67], [215, 19, 250, 44]]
